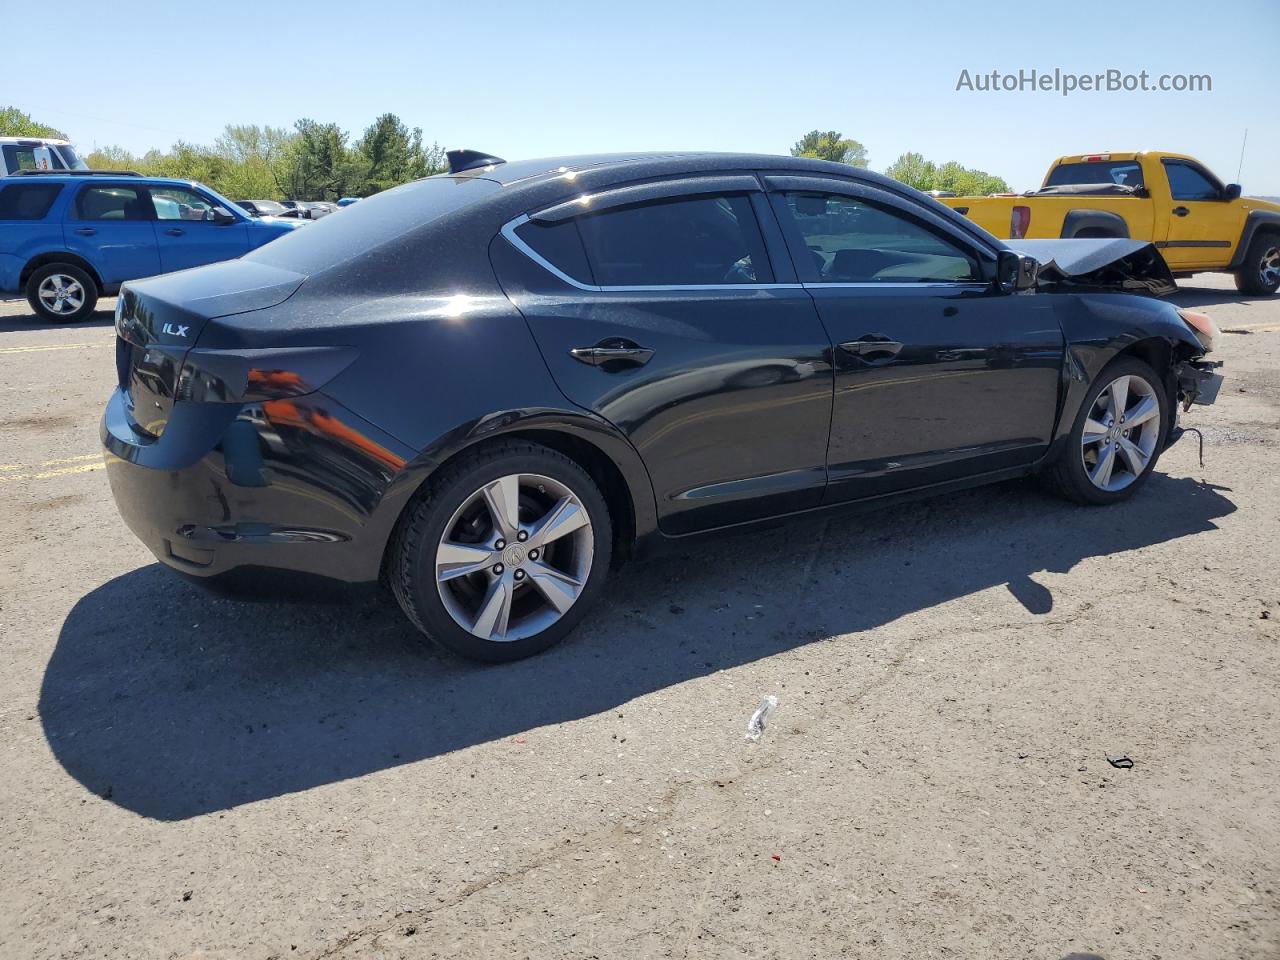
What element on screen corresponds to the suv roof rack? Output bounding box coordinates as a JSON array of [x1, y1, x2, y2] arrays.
[[9, 169, 142, 177], [445, 149, 505, 174]]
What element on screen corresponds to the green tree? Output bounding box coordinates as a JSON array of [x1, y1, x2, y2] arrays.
[[280, 119, 357, 200], [213, 124, 295, 199], [883, 151, 1010, 195], [84, 145, 139, 170], [791, 130, 868, 168], [882, 151, 938, 191], [0, 106, 67, 139]]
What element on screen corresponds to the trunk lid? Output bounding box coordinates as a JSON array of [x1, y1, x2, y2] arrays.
[[115, 260, 305, 437]]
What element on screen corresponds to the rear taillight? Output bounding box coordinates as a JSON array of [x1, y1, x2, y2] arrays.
[[175, 347, 358, 404], [1010, 205, 1031, 240]]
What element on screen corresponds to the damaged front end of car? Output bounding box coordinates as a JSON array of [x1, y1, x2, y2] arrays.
[[1010, 237, 1179, 297]]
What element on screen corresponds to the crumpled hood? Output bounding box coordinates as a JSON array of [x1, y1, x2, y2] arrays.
[[1008, 238, 1178, 296]]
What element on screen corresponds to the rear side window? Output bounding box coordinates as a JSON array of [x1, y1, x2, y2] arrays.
[[76, 186, 152, 221], [0, 183, 62, 220], [573, 194, 771, 286], [1046, 161, 1145, 189], [513, 219, 594, 284]]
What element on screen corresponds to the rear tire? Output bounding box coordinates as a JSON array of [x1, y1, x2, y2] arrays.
[[389, 440, 613, 662], [1234, 234, 1280, 296], [26, 263, 99, 322], [1041, 356, 1169, 505]]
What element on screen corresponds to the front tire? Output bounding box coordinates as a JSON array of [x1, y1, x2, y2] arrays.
[[1234, 234, 1280, 296], [1042, 357, 1169, 505], [389, 440, 613, 662], [26, 263, 99, 322]]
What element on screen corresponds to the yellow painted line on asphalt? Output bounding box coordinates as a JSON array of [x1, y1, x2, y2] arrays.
[[0, 460, 105, 483], [0, 341, 110, 355], [0, 453, 105, 482]]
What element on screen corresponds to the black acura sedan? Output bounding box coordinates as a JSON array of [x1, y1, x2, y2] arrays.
[[103, 150, 1223, 661]]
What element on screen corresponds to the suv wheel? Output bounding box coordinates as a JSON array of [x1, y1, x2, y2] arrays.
[[26, 263, 99, 322], [389, 440, 613, 662], [1042, 357, 1169, 505], [1234, 234, 1280, 296]]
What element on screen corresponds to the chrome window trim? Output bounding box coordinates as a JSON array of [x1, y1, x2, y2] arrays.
[[801, 281, 991, 290], [501, 214, 803, 293]]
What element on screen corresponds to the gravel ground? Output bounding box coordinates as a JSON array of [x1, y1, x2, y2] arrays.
[[0, 274, 1277, 960]]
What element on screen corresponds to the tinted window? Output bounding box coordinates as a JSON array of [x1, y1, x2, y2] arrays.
[[1164, 162, 1220, 201], [783, 193, 978, 283], [151, 186, 217, 221], [76, 186, 151, 221], [514, 219, 594, 284], [1046, 161, 1145, 188], [574, 194, 771, 286], [0, 183, 62, 220]]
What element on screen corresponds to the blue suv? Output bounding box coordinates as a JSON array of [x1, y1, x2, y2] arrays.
[[0, 172, 302, 321]]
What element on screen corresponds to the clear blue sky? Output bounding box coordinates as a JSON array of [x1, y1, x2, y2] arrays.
[[9, 0, 1279, 193]]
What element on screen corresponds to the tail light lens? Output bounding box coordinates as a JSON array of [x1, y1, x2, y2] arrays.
[[175, 346, 358, 404], [1010, 205, 1031, 240]]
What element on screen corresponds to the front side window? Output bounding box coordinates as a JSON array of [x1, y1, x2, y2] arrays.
[[150, 187, 218, 221], [572, 193, 772, 286], [76, 186, 151, 221], [1163, 161, 1221, 201], [0, 183, 62, 220], [782, 192, 978, 283]]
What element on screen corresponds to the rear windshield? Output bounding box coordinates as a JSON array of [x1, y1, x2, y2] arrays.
[[0, 182, 62, 220], [243, 176, 499, 275], [1045, 161, 1145, 189]]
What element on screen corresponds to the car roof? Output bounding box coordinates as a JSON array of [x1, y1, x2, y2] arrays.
[[458, 151, 897, 188], [0, 173, 204, 188]]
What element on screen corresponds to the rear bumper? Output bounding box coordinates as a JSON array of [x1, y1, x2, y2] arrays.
[[102, 387, 420, 583]]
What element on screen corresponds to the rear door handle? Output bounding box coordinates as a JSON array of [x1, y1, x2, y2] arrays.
[[839, 336, 904, 361], [73, 227, 96, 236], [164, 227, 185, 236], [1172, 206, 1190, 217], [569, 339, 655, 368]]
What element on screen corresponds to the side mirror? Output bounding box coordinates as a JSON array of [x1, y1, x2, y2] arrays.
[[211, 206, 238, 225], [997, 250, 1039, 293], [1222, 183, 1242, 201]]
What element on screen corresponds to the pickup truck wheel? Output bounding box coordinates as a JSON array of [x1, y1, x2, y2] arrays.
[[1234, 235, 1280, 296], [26, 263, 99, 322], [1041, 357, 1168, 505]]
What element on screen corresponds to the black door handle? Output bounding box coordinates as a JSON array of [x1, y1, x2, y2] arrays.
[[1172, 206, 1190, 217], [569, 338, 655, 368], [164, 227, 185, 236], [839, 336, 904, 362], [73, 227, 96, 236]]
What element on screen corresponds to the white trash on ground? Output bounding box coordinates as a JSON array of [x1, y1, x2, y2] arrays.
[[745, 695, 779, 742]]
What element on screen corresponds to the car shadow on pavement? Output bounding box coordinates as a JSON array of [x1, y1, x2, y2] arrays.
[[1169, 286, 1273, 310], [0, 304, 115, 334], [40, 474, 1235, 820]]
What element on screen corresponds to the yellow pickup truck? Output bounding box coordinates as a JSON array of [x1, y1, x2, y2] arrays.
[[937, 152, 1280, 295]]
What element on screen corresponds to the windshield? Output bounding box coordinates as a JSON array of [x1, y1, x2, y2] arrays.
[[254, 200, 287, 215], [56, 144, 87, 170], [1046, 161, 1145, 189], [244, 176, 500, 275]]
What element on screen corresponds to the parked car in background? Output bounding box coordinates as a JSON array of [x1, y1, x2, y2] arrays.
[[336, 197, 360, 207], [307, 202, 337, 218], [937, 151, 1280, 295], [236, 199, 289, 218], [278, 200, 319, 219], [0, 171, 303, 321], [102, 150, 1222, 663], [0, 137, 90, 177]]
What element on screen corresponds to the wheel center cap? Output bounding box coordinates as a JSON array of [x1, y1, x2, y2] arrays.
[[502, 544, 526, 567]]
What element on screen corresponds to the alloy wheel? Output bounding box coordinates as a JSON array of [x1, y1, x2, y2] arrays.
[[435, 473, 594, 642], [1260, 246, 1280, 288], [1080, 373, 1162, 492], [37, 274, 85, 315]]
